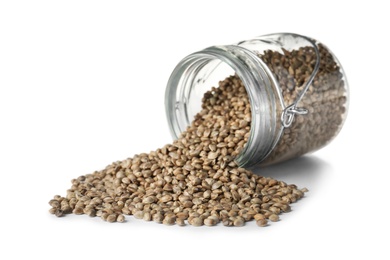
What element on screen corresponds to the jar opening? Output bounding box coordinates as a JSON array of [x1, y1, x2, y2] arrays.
[[165, 46, 281, 168]]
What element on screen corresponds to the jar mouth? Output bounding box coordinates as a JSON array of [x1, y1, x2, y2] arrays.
[[165, 46, 281, 168]]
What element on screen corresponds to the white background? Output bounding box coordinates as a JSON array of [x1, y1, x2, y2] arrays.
[[0, 1, 388, 259]]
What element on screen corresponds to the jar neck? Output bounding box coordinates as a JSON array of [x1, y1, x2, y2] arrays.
[[165, 45, 282, 168]]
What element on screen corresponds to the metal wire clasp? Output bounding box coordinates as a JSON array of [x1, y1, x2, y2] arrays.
[[281, 104, 308, 128], [281, 40, 321, 128]]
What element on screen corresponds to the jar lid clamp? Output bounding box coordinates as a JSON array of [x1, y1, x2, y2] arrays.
[[280, 40, 320, 128]]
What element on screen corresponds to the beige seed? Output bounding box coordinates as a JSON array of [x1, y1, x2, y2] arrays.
[[269, 214, 279, 222], [153, 213, 164, 223], [233, 217, 245, 227], [256, 219, 268, 227], [207, 152, 219, 160], [73, 207, 84, 215], [163, 216, 176, 226], [176, 218, 186, 226], [117, 214, 125, 223], [54, 209, 64, 217], [49, 199, 60, 208], [301, 187, 309, 193], [269, 206, 281, 214], [254, 214, 266, 221], [143, 197, 156, 204], [160, 195, 173, 203], [222, 219, 233, 227], [85, 208, 96, 217], [134, 211, 144, 219], [107, 214, 117, 223], [212, 181, 223, 190], [191, 217, 203, 227], [101, 212, 109, 221], [204, 217, 217, 226], [280, 204, 291, 212]]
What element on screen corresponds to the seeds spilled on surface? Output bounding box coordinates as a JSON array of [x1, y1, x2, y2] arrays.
[[49, 49, 320, 227]]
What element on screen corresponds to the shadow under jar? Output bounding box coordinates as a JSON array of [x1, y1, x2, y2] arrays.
[[165, 33, 349, 168]]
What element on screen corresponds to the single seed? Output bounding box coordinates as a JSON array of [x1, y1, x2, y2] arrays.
[[55, 209, 64, 217], [256, 219, 268, 227], [107, 214, 117, 223], [163, 216, 176, 226], [176, 218, 185, 226], [49, 199, 60, 208], [191, 217, 203, 227], [85, 208, 96, 217], [233, 217, 245, 227], [143, 212, 151, 221], [73, 207, 84, 215], [117, 214, 125, 223], [222, 219, 233, 227], [160, 195, 173, 203], [101, 212, 109, 221], [208, 152, 219, 160], [204, 217, 217, 226], [269, 214, 279, 222], [134, 211, 144, 219], [153, 213, 164, 223], [143, 197, 156, 204], [254, 214, 265, 221]]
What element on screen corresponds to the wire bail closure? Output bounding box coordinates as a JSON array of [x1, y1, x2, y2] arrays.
[[281, 41, 321, 128]]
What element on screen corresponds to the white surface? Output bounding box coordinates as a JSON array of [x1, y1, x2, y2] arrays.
[[0, 1, 388, 259]]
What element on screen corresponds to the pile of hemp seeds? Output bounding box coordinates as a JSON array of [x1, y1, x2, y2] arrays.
[[49, 45, 346, 227]]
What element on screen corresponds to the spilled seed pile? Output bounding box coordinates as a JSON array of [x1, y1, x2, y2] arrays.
[[48, 50, 324, 227]]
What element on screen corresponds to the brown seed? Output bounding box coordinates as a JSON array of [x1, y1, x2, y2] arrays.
[[143, 212, 152, 221], [176, 218, 186, 226], [73, 207, 84, 215], [160, 195, 173, 203], [143, 196, 156, 204], [54, 209, 64, 217], [222, 219, 233, 227], [49, 199, 60, 208], [233, 217, 245, 227], [254, 214, 265, 221], [301, 187, 309, 193], [176, 212, 189, 220], [153, 213, 164, 223], [269, 214, 279, 222], [191, 217, 203, 227], [212, 181, 223, 190], [163, 216, 176, 226], [117, 214, 125, 223], [256, 219, 268, 227], [207, 152, 219, 160], [269, 206, 281, 214], [107, 214, 117, 223], [101, 212, 109, 221], [61, 205, 72, 214], [134, 211, 144, 219], [85, 208, 96, 217], [204, 217, 217, 226], [280, 204, 291, 212]]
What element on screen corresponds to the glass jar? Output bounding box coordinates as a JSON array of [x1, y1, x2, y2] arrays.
[[165, 33, 349, 168]]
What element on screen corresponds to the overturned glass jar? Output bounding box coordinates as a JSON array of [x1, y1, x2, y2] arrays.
[[165, 33, 349, 168]]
